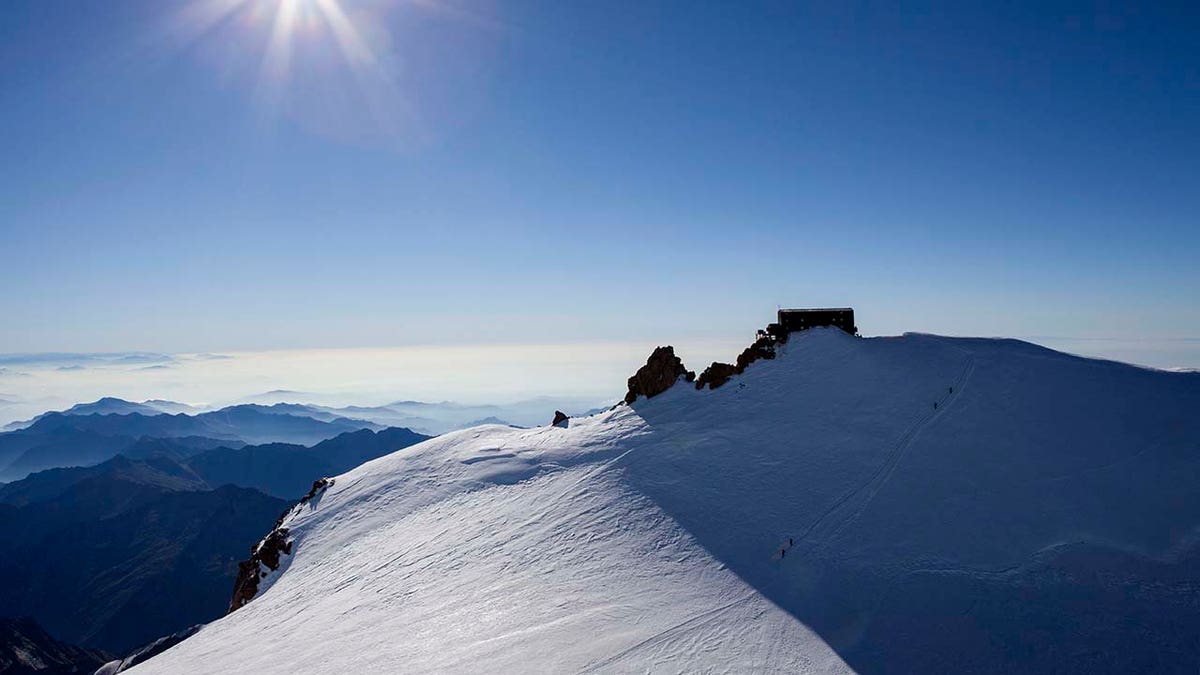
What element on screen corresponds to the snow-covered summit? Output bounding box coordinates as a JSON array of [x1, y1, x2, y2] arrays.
[[130, 329, 1200, 673]]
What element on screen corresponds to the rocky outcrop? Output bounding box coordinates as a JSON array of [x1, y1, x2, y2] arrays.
[[228, 478, 334, 614], [696, 337, 778, 390], [736, 336, 777, 370], [551, 411, 570, 427], [228, 528, 292, 614], [624, 346, 695, 404], [299, 478, 333, 506], [624, 334, 781, 398], [695, 362, 740, 390]]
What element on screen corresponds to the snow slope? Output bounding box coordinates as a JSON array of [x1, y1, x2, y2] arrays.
[[130, 329, 1200, 673]]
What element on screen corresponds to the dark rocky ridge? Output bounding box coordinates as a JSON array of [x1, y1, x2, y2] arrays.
[[228, 478, 332, 613], [623, 346, 695, 404], [228, 529, 293, 614], [694, 362, 740, 390], [623, 327, 790, 403], [695, 335, 779, 390]]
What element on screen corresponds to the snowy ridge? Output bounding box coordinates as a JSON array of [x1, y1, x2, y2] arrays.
[[129, 329, 1200, 673]]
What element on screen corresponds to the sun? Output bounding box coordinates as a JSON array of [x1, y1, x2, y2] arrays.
[[177, 0, 377, 85], [163, 0, 401, 136], [164, 0, 502, 144], [269, 0, 378, 76]]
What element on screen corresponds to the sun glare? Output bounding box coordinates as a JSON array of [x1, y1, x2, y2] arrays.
[[167, 0, 400, 132], [181, 0, 379, 84], [163, 0, 501, 144]]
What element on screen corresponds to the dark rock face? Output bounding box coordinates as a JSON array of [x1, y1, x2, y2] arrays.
[[624, 346, 695, 404], [697, 336, 778, 390], [228, 528, 292, 614], [228, 478, 334, 614], [625, 336, 779, 398], [551, 411, 570, 427], [695, 362, 740, 390], [736, 336, 777, 371], [299, 478, 333, 506], [0, 617, 112, 675]]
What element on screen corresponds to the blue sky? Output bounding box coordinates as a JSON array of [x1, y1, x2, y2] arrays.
[[1, 1, 1197, 369]]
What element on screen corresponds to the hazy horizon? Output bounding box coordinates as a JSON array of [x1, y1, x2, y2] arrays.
[[1, 330, 1194, 427], [0, 337, 743, 426]]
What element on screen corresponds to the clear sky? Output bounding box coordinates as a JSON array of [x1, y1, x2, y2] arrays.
[[2, 1, 1198, 374]]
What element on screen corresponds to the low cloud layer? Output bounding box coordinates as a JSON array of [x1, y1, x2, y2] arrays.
[[0, 341, 749, 427], [0, 335, 1193, 428]]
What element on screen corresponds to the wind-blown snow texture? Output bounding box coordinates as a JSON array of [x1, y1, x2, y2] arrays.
[[130, 329, 1200, 673]]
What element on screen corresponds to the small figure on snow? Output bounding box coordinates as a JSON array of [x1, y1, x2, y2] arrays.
[[781, 548, 786, 558]]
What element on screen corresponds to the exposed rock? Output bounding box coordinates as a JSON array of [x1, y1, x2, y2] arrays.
[[735, 336, 777, 371], [696, 335, 778, 390], [228, 528, 292, 614], [299, 478, 333, 506], [551, 411, 570, 427], [228, 478, 333, 614], [256, 528, 293, 571], [624, 346, 695, 404], [695, 362, 740, 390], [623, 335, 779, 401]]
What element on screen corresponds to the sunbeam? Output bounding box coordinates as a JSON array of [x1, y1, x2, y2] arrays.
[[315, 0, 376, 67], [161, 0, 499, 144]]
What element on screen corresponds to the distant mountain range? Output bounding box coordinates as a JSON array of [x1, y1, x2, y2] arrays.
[[0, 405, 388, 482], [0, 426, 429, 657], [0, 395, 444, 669], [3, 395, 607, 435], [58, 397, 197, 417], [0, 427, 430, 503], [244, 396, 608, 435], [1, 398, 196, 431]]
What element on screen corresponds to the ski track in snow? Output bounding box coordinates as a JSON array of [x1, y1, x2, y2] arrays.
[[820, 354, 976, 553], [796, 351, 977, 555]]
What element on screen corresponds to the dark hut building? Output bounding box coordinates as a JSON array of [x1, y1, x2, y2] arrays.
[[767, 308, 857, 338]]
